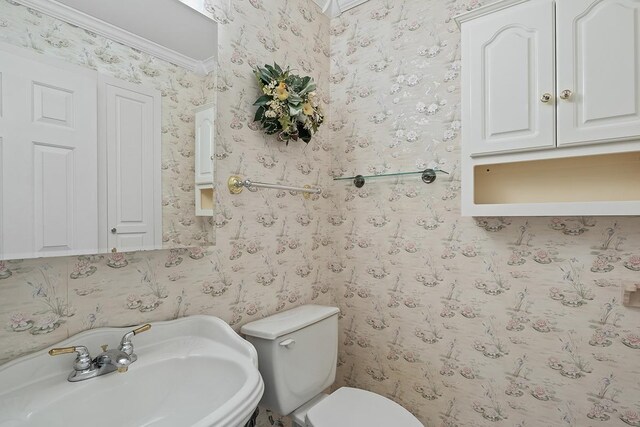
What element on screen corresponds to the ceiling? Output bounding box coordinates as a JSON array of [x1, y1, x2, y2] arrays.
[[54, 0, 217, 61], [311, 0, 372, 18]]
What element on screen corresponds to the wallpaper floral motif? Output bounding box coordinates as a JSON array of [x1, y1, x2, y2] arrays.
[[0, 0, 214, 249], [0, 6, 333, 427], [2, 0, 640, 427], [329, 1, 640, 426]]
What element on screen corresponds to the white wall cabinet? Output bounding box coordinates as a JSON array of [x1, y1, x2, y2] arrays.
[[194, 104, 214, 217], [457, 0, 640, 216]]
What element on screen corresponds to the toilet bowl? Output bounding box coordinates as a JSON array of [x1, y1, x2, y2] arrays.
[[241, 305, 423, 427]]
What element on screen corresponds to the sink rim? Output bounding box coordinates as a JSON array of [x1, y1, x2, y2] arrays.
[[0, 315, 264, 427]]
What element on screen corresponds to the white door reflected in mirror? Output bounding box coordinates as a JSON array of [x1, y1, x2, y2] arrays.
[[0, 48, 162, 259], [0, 0, 217, 260]]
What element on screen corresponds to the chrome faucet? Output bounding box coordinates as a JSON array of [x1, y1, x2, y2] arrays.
[[49, 324, 151, 382]]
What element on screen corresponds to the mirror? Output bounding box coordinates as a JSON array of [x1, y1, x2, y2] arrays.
[[0, 0, 217, 260]]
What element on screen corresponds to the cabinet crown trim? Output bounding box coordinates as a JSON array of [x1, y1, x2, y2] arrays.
[[454, 0, 534, 28]]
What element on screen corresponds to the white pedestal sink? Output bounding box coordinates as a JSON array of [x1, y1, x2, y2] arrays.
[[0, 316, 264, 427]]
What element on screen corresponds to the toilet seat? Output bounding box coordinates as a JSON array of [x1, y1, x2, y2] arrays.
[[305, 387, 423, 427]]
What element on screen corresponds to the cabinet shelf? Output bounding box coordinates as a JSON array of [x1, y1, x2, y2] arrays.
[[474, 151, 640, 205]]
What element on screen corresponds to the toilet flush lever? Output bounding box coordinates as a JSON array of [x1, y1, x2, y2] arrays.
[[279, 339, 296, 349]]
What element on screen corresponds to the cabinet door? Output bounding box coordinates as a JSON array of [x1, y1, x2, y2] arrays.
[[463, 0, 556, 156], [195, 106, 214, 184], [99, 76, 161, 252], [557, 0, 640, 146], [0, 49, 98, 259]]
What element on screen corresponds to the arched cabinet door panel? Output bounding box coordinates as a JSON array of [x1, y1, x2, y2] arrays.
[[462, 0, 556, 156], [557, 0, 640, 146]]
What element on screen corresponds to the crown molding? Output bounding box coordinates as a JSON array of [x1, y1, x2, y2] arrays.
[[196, 55, 217, 76], [314, 0, 371, 18], [337, 0, 370, 14], [454, 0, 531, 28], [15, 0, 216, 75]]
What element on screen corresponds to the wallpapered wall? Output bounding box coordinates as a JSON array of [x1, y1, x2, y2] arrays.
[[1, 0, 640, 427], [329, 0, 640, 426], [0, 6, 333, 427], [0, 0, 215, 249]]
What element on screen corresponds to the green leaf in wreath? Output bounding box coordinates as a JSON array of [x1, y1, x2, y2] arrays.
[[264, 64, 280, 79], [289, 104, 302, 116], [264, 120, 280, 134], [299, 81, 316, 96], [298, 123, 312, 144], [254, 106, 265, 122], [287, 92, 303, 104], [261, 69, 274, 84], [253, 94, 272, 106], [278, 114, 292, 130]]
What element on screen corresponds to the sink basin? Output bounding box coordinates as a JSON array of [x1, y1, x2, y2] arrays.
[[0, 316, 264, 427]]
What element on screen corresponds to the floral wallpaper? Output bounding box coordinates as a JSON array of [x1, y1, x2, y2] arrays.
[[0, 5, 333, 427], [209, 2, 334, 422], [2, 0, 640, 427], [0, 0, 214, 249], [329, 0, 640, 426], [0, 1, 337, 423]]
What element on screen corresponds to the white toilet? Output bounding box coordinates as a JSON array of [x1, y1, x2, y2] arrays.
[[241, 305, 423, 427]]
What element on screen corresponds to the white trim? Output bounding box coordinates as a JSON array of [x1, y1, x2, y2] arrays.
[[15, 0, 216, 75], [454, 0, 533, 28], [313, 0, 371, 17], [337, 0, 370, 13], [463, 201, 640, 217], [97, 75, 108, 254], [196, 55, 217, 76], [0, 137, 3, 260], [97, 75, 163, 251], [152, 78, 163, 250]]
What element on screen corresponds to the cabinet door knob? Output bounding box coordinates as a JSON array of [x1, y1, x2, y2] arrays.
[[540, 93, 552, 103], [560, 89, 573, 100], [111, 227, 117, 234]]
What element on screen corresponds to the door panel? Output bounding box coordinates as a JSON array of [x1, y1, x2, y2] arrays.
[[100, 76, 161, 252], [463, 0, 556, 156], [33, 82, 75, 127], [0, 50, 97, 259], [0, 71, 4, 258], [195, 107, 214, 184], [33, 143, 75, 252], [0, 137, 3, 258], [557, 0, 640, 145]]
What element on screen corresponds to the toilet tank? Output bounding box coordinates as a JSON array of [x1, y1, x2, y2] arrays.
[[241, 305, 340, 415]]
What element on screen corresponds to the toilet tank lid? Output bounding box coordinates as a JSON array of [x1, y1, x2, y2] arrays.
[[241, 305, 340, 340]]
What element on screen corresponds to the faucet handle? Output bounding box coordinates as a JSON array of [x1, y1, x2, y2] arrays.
[[133, 324, 151, 335], [119, 324, 151, 359], [49, 346, 92, 371]]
